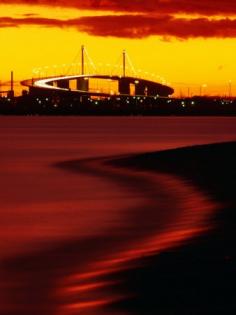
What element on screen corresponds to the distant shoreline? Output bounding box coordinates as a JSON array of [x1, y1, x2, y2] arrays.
[[1, 95, 236, 115]]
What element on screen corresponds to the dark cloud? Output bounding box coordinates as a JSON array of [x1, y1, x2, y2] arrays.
[[1, 15, 236, 39], [1, 1, 236, 39], [0, 0, 236, 15], [21, 13, 39, 17]]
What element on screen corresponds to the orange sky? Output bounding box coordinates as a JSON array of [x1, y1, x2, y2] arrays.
[[0, 2, 236, 96]]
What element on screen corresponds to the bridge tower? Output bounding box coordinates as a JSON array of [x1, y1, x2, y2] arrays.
[[76, 45, 89, 92], [81, 45, 85, 75], [123, 49, 126, 77]]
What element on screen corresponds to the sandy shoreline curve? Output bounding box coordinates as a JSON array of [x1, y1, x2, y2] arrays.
[[106, 141, 236, 315], [1, 141, 236, 315]]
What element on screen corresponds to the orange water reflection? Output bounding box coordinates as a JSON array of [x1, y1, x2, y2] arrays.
[[56, 161, 217, 315], [1, 117, 234, 315]]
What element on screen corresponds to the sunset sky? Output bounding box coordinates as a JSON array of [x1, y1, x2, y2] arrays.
[[1, 1, 236, 96]]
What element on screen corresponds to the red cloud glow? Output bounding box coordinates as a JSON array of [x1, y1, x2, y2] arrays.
[[1, 15, 236, 39], [1, 0, 236, 15], [1, 1, 236, 39]]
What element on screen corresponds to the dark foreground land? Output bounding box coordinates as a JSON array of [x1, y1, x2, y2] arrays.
[[1, 94, 236, 115], [108, 141, 236, 315]]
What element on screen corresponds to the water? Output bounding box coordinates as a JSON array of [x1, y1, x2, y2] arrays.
[[1, 116, 236, 315]]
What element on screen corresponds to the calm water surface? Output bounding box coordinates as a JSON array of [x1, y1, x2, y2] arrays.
[[1, 116, 236, 315]]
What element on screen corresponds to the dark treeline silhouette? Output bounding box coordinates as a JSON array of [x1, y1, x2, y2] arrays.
[[0, 92, 236, 115]]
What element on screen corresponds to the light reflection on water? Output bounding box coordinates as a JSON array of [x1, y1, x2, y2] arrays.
[[0, 117, 236, 314], [55, 165, 216, 315]]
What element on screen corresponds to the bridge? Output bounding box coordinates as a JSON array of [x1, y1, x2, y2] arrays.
[[22, 46, 174, 98]]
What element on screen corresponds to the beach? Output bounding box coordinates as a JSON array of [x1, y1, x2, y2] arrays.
[[0, 117, 236, 315], [109, 141, 236, 315]]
